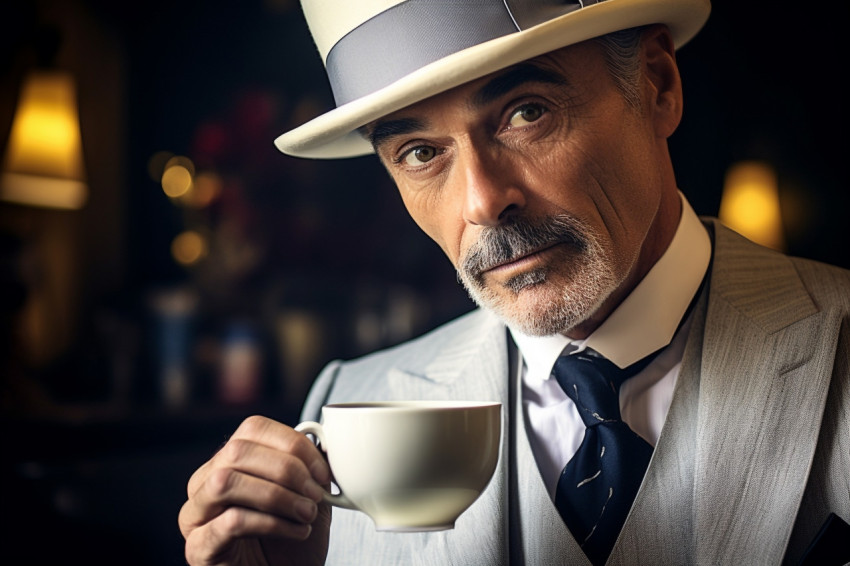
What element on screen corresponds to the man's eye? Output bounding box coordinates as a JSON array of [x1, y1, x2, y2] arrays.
[[402, 146, 437, 166], [508, 104, 544, 128]]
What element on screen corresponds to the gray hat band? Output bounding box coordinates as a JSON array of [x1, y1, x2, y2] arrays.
[[325, 0, 587, 107]]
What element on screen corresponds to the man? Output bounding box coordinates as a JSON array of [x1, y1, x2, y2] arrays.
[[179, 1, 850, 564]]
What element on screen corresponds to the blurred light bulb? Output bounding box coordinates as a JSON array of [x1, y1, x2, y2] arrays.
[[184, 170, 222, 207], [719, 161, 785, 251], [171, 230, 207, 265]]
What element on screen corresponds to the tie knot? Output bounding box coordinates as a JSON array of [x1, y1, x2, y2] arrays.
[[552, 352, 627, 427]]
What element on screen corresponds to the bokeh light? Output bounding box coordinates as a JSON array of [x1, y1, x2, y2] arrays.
[[719, 161, 785, 251], [171, 230, 208, 265], [183, 170, 222, 208], [161, 155, 195, 199]]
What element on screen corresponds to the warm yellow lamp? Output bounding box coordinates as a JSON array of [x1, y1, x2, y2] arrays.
[[1, 70, 87, 210], [719, 160, 785, 251]]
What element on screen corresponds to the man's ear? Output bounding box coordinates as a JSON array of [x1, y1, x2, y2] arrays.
[[642, 24, 683, 139]]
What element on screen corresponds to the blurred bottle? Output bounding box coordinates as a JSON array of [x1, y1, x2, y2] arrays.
[[148, 287, 198, 408], [217, 321, 263, 405]]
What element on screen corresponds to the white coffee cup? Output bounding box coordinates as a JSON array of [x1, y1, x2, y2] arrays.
[[295, 400, 501, 532]]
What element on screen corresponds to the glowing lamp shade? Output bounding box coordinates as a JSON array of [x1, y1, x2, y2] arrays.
[[719, 161, 784, 251], [1, 70, 87, 210]]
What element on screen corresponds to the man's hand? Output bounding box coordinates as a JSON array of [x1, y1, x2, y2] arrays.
[[179, 415, 332, 566]]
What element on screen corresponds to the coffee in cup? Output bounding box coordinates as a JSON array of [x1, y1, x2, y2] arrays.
[[295, 400, 501, 532]]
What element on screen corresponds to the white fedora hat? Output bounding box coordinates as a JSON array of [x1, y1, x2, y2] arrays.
[[275, 0, 711, 159]]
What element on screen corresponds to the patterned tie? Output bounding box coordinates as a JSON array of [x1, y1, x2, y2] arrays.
[[553, 349, 657, 566]]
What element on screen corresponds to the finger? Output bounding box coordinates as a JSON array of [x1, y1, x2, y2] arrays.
[[184, 506, 311, 565], [230, 416, 331, 483], [187, 418, 330, 499], [182, 466, 320, 533], [191, 437, 325, 502], [187, 458, 213, 499]]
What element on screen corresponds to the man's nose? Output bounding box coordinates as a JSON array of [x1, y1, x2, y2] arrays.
[[458, 147, 526, 226]]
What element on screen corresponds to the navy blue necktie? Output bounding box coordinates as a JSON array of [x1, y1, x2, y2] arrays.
[[553, 349, 657, 566]]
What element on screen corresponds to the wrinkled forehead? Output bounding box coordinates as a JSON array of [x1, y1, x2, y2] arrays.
[[360, 40, 603, 144]]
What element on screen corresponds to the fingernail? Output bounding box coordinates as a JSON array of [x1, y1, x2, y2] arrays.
[[298, 524, 312, 540], [303, 478, 324, 502], [295, 498, 317, 522], [310, 460, 330, 484]]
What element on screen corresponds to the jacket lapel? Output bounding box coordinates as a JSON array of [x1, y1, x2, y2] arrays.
[[512, 355, 592, 565], [387, 308, 509, 403], [610, 284, 708, 564], [694, 221, 841, 563]]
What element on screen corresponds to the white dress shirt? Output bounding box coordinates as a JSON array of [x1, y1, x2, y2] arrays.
[[509, 192, 711, 498]]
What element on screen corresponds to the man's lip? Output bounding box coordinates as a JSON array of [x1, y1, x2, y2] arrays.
[[482, 242, 561, 275]]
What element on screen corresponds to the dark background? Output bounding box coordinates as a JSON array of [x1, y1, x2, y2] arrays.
[[1, 1, 846, 564]]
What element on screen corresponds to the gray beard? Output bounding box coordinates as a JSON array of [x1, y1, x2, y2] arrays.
[[457, 214, 619, 336], [504, 267, 547, 294]]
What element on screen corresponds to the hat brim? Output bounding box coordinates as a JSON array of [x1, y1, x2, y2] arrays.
[[275, 0, 710, 159]]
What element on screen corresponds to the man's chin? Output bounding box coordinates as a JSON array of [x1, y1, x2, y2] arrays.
[[468, 282, 590, 337]]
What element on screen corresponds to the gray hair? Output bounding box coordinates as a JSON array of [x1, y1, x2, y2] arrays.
[[594, 26, 645, 110]]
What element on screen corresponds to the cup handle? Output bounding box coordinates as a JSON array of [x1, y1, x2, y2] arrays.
[[294, 421, 358, 511]]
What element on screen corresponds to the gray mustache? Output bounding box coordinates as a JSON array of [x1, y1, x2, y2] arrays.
[[460, 215, 588, 279]]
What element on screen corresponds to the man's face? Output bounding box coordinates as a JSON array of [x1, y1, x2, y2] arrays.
[[370, 32, 680, 337]]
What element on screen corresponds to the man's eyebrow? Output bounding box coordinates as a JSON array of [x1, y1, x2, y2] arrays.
[[472, 63, 569, 108], [366, 117, 427, 153], [364, 64, 567, 152]]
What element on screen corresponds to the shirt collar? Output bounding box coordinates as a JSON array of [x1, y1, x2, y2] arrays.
[[510, 191, 711, 381]]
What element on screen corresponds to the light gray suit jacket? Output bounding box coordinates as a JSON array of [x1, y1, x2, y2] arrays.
[[301, 220, 850, 565]]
